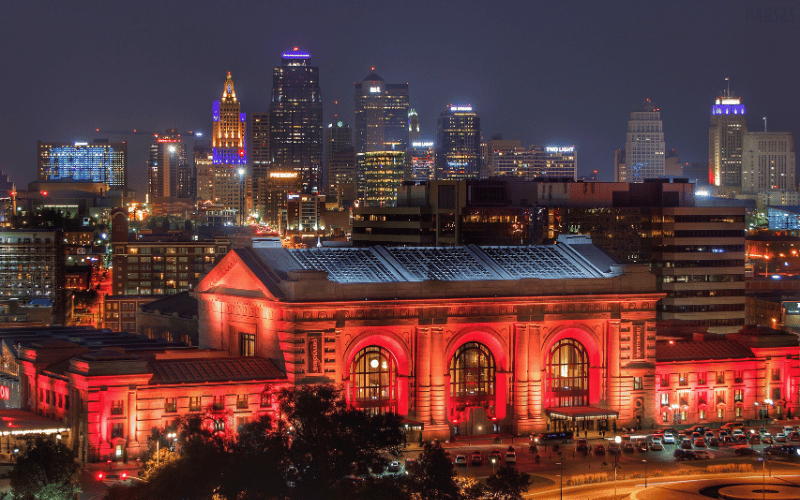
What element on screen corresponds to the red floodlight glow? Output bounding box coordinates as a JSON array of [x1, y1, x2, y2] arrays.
[[121, 472, 128, 480], [97, 472, 104, 481]]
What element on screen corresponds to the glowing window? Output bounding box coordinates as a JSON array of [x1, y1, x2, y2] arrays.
[[547, 338, 589, 407], [350, 346, 397, 414], [450, 342, 495, 402]]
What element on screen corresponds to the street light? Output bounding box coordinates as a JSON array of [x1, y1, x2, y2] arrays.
[[157, 432, 177, 465], [614, 435, 622, 497], [556, 461, 563, 500], [490, 456, 497, 475], [642, 459, 647, 488]]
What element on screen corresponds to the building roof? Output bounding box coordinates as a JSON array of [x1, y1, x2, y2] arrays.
[[251, 236, 620, 285], [149, 356, 285, 385], [138, 291, 198, 319], [656, 339, 756, 362]]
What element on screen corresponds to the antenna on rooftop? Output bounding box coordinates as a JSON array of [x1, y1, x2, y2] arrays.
[[725, 77, 730, 98], [763, 117, 767, 132]]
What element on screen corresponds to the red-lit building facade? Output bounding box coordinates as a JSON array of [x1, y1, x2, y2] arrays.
[[195, 238, 663, 440]]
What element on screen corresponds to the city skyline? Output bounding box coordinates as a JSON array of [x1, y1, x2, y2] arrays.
[[2, 0, 798, 197]]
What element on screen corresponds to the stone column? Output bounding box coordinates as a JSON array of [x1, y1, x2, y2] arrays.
[[415, 327, 432, 425], [607, 320, 622, 417], [513, 323, 529, 433], [127, 391, 137, 443], [430, 327, 446, 426], [528, 324, 545, 426]]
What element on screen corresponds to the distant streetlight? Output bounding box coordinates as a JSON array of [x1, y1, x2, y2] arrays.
[[157, 432, 177, 465], [490, 456, 497, 475], [556, 461, 564, 500], [614, 436, 622, 497], [643, 459, 647, 488]]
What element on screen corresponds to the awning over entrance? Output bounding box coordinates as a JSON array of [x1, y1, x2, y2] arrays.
[[0, 409, 69, 436], [546, 406, 620, 419]]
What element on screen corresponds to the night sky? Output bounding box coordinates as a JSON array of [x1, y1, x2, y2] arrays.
[[2, 0, 798, 197]]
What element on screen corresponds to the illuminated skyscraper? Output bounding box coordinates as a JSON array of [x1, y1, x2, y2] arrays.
[[148, 129, 189, 201], [435, 105, 481, 180], [710, 89, 747, 187], [211, 72, 249, 221], [742, 131, 795, 194], [250, 112, 270, 219], [38, 140, 127, 190], [325, 121, 356, 205], [623, 99, 665, 183], [269, 47, 323, 194], [360, 151, 406, 208], [409, 140, 435, 181], [354, 72, 409, 154], [408, 109, 420, 144]]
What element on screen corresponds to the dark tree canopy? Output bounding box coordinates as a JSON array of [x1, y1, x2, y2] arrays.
[[408, 441, 460, 500], [485, 464, 532, 500], [9, 437, 79, 500]]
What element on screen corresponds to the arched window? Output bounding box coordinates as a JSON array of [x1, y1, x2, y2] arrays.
[[547, 338, 589, 407], [450, 342, 496, 403], [350, 346, 396, 414]]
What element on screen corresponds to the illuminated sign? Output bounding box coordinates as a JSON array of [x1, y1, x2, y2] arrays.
[[240, 112, 246, 122], [307, 333, 322, 373], [0, 385, 9, 400], [281, 46, 311, 59], [158, 139, 179, 143], [450, 106, 473, 112], [784, 302, 800, 315], [545, 146, 575, 153], [412, 142, 434, 148], [269, 172, 298, 178], [369, 86, 380, 93], [716, 98, 741, 105], [74, 142, 88, 147]]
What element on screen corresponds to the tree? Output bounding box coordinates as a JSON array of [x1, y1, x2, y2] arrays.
[[9, 437, 79, 500], [408, 441, 460, 500], [277, 384, 406, 500], [485, 464, 532, 500]]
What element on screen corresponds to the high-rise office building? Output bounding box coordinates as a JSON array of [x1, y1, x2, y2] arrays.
[[354, 71, 410, 155], [325, 121, 356, 205], [211, 72, 249, 221], [269, 47, 323, 194], [250, 113, 270, 220], [408, 109, 420, 144], [148, 130, 189, 201], [481, 137, 521, 178], [409, 140, 435, 181], [194, 141, 214, 202], [435, 105, 481, 180], [490, 145, 577, 181], [623, 99, 665, 182], [360, 151, 406, 208], [38, 140, 127, 190], [742, 132, 795, 195], [709, 90, 747, 187]]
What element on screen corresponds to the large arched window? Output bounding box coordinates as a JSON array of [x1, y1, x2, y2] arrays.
[[450, 342, 496, 404], [350, 346, 396, 414], [547, 338, 589, 407]]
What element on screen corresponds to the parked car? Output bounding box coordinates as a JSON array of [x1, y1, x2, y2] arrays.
[[649, 438, 663, 451], [608, 441, 621, 455], [776, 433, 787, 443], [783, 426, 796, 434], [790, 432, 800, 442], [674, 449, 695, 461], [594, 444, 606, 456], [470, 451, 482, 466], [623, 442, 635, 453], [681, 439, 693, 449], [663, 432, 676, 444], [454, 455, 467, 466], [387, 461, 401, 473], [762, 434, 774, 444], [749, 434, 761, 444], [489, 449, 502, 463], [694, 438, 706, 448], [691, 432, 702, 442], [705, 431, 715, 441], [576, 439, 589, 453], [723, 422, 746, 432], [709, 437, 720, 447], [693, 450, 714, 460], [734, 447, 760, 456], [636, 439, 648, 452], [690, 425, 707, 434], [505, 452, 516, 464]]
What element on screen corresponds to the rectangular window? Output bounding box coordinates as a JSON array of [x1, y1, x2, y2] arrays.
[[716, 392, 726, 405], [734, 371, 743, 383], [240, 333, 256, 357], [110, 400, 124, 415], [699, 409, 706, 420], [698, 373, 707, 385], [111, 423, 124, 439], [735, 407, 743, 418], [164, 398, 177, 413], [633, 377, 643, 390], [772, 387, 781, 400], [716, 371, 725, 384], [662, 412, 668, 423], [189, 397, 201, 412], [660, 393, 669, 406], [213, 396, 224, 411], [236, 394, 248, 409], [679, 373, 688, 386], [734, 390, 743, 402], [681, 410, 687, 421], [698, 391, 707, 405], [772, 369, 781, 382], [660, 376, 669, 387]]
